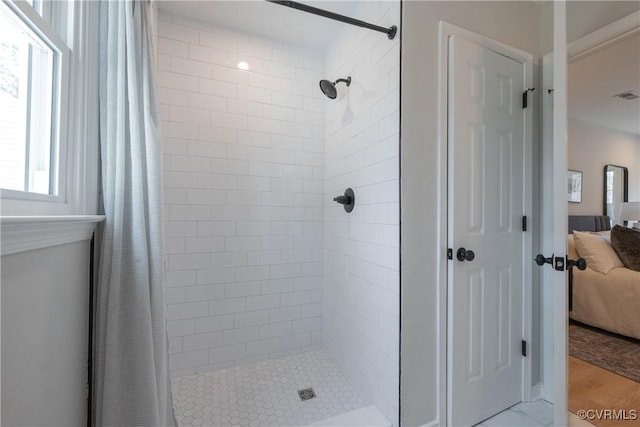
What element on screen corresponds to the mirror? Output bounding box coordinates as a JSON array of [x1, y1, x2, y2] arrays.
[[603, 164, 628, 225]]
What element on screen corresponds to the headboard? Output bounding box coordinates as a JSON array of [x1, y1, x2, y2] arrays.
[[568, 215, 611, 233]]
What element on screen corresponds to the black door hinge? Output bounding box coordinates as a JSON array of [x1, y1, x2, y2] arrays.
[[447, 248, 453, 260], [522, 215, 527, 232], [521, 340, 527, 357], [522, 88, 535, 108]]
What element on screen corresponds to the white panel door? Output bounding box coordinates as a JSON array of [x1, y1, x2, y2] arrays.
[[448, 35, 525, 427]]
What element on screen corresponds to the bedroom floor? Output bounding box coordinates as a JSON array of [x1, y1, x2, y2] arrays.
[[569, 356, 640, 427], [569, 321, 640, 383]]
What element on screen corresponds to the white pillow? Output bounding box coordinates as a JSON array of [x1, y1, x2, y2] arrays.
[[572, 230, 624, 274], [591, 230, 611, 242]]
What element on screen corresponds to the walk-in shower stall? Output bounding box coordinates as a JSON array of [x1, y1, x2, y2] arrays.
[[156, 1, 400, 425]]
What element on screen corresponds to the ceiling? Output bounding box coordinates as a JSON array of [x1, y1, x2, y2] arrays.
[[568, 33, 640, 136], [158, 0, 360, 51]]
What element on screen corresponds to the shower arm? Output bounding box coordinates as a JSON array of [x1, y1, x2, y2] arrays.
[[334, 77, 351, 87]]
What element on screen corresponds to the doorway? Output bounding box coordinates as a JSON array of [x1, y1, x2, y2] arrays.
[[565, 11, 640, 426], [540, 7, 640, 426]]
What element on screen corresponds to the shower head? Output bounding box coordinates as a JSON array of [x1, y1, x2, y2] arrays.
[[319, 76, 351, 99]]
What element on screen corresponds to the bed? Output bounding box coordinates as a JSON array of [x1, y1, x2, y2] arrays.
[[568, 215, 640, 340]]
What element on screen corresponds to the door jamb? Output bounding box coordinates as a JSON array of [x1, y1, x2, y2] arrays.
[[540, 51, 554, 402], [539, 6, 640, 418], [437, 21, 535, 427]]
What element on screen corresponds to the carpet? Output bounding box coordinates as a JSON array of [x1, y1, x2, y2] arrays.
[[569, 321, 640, 383]]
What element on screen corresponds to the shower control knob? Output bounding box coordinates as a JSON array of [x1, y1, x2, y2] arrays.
[[333, 195, 348, 204], [333, 188, 355, 213]]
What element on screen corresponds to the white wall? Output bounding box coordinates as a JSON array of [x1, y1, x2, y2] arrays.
[[568, 118, 640, 215], [322, 2, 399, 425], [400, 2, 542, 426], [1, 241, 90, 426], [157, 13, 326, 376]]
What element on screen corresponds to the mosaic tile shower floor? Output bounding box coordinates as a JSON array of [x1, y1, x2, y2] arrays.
[[171, 349, 368, 427]]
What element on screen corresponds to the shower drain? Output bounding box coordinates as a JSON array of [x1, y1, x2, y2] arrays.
[[297, 388, 316, 401]]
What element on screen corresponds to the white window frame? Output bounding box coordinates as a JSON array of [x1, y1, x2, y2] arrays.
[[1, 0, 100, 216], [1, 0, 70, 204]]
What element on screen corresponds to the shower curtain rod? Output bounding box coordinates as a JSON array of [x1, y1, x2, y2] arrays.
[[265, 0, 397, 40]]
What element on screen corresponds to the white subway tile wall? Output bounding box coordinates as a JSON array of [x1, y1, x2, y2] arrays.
[[322, 2, 400, 425], [158, 13, 325, 377]]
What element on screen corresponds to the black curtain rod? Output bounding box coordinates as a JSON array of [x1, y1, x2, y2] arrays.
[[265, 0, 397, 40]]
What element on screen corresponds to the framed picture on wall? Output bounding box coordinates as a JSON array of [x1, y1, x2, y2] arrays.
[[568, 170, 583, 203]]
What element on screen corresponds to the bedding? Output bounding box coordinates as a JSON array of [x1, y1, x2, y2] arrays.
[[572, 230, 623, 274], [569, 229, 640, 340]]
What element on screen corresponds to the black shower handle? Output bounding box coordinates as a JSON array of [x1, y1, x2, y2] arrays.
[[333, 188, 355, 213], [333, 195, 351, 204]]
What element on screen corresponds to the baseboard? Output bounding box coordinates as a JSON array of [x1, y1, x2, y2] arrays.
[[530, 383, 543, 401]]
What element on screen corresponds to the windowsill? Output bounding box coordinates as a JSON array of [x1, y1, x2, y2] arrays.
[[0, 215, 105, 256]]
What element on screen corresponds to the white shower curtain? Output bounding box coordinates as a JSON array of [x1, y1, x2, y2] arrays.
[[95, 0, 175, 425]]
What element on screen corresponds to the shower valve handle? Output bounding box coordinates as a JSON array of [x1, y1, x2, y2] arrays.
[[333, 195, 351, 205], [333, 188, 355, 213]]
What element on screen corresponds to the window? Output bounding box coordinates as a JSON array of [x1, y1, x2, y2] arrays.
[[0, 0, 68, 198], [606, 170, 614, 205]]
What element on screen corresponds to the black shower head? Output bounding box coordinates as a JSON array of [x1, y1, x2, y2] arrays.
[[319, 80, 337, 99], [319, 76, 351, 99]]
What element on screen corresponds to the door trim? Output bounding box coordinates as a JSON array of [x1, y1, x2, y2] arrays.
[[540, 51, 554, 403], [551, 4, 568, 424], [568, 10, 640, 62], [437, 21, 534, 426]]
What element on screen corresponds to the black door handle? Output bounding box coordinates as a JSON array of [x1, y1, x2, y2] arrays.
[[456, 247, 475, 262], [535, 254, 553, 266], [566, 257, 587, 271], [536, 253, 573, 272]]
